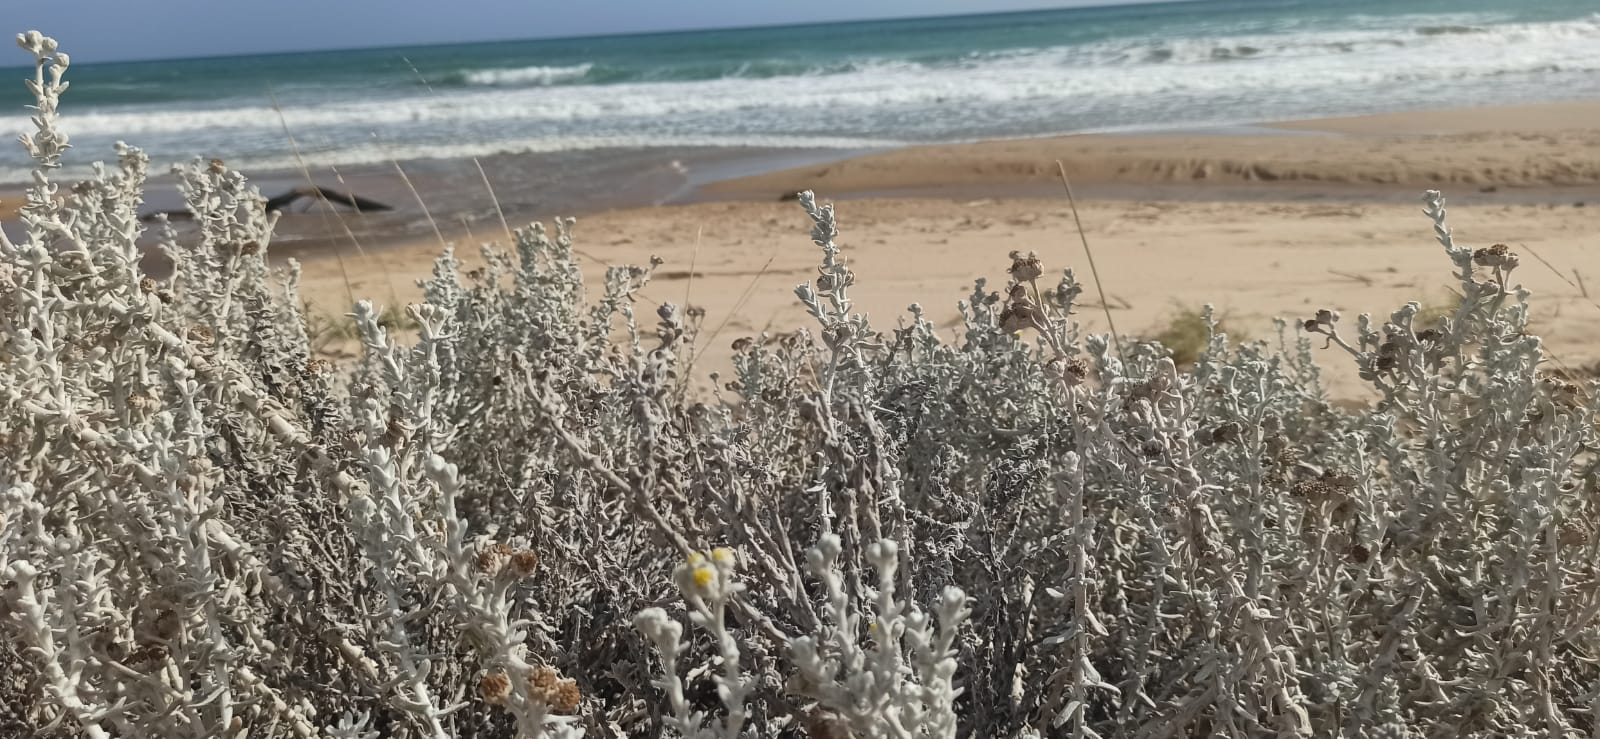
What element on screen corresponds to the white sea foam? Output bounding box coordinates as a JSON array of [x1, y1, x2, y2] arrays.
[[1, 12, 1596, 181], [459, 63, 594, 86]]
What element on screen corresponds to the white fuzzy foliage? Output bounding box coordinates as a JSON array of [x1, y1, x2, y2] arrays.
[[3, 30, 1599, 739]]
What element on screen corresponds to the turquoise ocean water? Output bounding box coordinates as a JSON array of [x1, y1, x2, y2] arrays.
[[1, 0, 1598, 184]]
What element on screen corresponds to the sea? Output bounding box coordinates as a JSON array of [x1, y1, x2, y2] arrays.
[[1, 0, 1597, 212]]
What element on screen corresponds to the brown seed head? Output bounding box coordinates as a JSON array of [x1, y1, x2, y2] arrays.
[[1472, 243, 1520, 270], [127, 392, 157, 414], [1560, 521, 1589, 547], [548, 681, 581, 714], [476, 543, 514, 575], [531, 665, 559, 690], [126, 643, 169, 668], [805, 709, 857, 739], [1292, 477, 1348, 503], [507, 550, 539, 579], [999, 301, 1048, 334], [480, 672, 511, 706], [1008, 250, 1043, 282]]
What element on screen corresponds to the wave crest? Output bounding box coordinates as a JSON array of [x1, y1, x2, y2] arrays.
[[456, 63, 594, 87]]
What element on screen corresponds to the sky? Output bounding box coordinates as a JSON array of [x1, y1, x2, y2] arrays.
[[9, 0, 1154, 63]]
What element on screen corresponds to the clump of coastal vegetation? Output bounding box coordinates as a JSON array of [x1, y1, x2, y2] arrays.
[[3, 31, 1597, 739]]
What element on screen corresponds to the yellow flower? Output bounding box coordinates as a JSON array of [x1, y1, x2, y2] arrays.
[[691, 565, 715, 588], [711, 547, 735, 565], [687, 552, 706, 566]]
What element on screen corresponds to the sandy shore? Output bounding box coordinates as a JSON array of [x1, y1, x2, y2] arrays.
[[8, 101, 1600, 397], [701, 101, 1600, 200], [292, 194, 1599, 399]]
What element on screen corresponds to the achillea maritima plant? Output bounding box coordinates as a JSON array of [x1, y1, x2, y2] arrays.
[[3, 31, 1599, 739]]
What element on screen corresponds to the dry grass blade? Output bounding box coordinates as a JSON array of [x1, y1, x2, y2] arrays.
[[403, 56, 513, 244], [687, 254, 777, 378], [1056, 160, 1122, 360], [685, 226, 702, 311], [269, 89, 364, 308], [393, 59, 640, 299], [1328, 269, 1375, 286], [391, 160, 447, 251], [1520, 241, 1600, 316]]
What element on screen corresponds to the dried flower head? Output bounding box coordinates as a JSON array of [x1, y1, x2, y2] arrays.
[[547, 681, 581, 714], [126, 392, 157, 415], [1008, 250, 1043, 282], [999, 291, 1048, 334], [531, 665, 559, 690], [1472, 243, 1520, 270], [476, 542, 515, 575], [507, 550, 539, 579], [528, 666, 581, 714], [804, 709, 857, 739], [480, 672, 511, 706]]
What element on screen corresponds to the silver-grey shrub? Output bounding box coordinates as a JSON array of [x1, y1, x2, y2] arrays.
[[3, 31, 1598, 738]]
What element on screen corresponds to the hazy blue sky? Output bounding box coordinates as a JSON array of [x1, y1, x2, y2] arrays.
[[10, 0, 1152, 63]]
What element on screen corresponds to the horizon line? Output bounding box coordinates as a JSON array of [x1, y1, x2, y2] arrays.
[[8, 0, 1198, 68]]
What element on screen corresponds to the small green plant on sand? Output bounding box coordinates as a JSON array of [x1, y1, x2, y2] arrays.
[[1147, 302, 1245, 366]]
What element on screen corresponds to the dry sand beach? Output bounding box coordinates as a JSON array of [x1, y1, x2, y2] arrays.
[[4, 102, 1597, 397], [268, 101, 1600, 398]]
